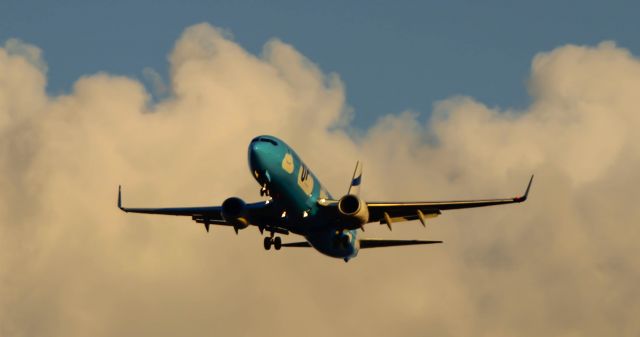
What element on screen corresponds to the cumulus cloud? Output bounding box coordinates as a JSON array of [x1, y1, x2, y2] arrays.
[[0, 23, 638, 337], [142, 67, 169, 98]]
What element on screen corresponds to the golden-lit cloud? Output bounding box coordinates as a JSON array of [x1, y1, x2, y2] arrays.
[[1, 23, 638, 336]]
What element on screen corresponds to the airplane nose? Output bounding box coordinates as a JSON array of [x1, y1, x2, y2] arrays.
[[248, 137, 279, 171], [248, 142, 266, 169]]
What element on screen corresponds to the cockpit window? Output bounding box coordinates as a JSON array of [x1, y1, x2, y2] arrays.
[[251, 137, 278, 146], [261, 138, 278, 146]]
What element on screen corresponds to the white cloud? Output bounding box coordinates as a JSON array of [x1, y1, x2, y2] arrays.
[[142, 67, 168, 98], [1, 24, 638, 337], [3, 38, 47, 73]]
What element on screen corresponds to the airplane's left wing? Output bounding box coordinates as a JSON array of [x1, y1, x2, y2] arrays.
[[367, 176, 533, 227]]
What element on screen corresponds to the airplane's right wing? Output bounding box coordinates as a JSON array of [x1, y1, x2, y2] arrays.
[[117, 186, 278, 232]]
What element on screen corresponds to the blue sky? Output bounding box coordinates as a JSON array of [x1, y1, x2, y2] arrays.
[[1, 0, 639, 128]]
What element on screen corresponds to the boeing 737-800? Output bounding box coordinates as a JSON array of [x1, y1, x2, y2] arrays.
[[118, 135, 532, 261]]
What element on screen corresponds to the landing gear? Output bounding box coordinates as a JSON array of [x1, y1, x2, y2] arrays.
[[263, 235, 282, 251], [260, 185, 270, 197]]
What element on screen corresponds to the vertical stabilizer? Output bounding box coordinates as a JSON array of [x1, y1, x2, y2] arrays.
[[347, 161, 363, 195]]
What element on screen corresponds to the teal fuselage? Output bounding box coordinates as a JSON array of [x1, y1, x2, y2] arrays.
[[248, 135, 359, 260]]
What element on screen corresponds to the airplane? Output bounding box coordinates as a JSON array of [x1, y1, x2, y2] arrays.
[[118, 135, 533, 262]]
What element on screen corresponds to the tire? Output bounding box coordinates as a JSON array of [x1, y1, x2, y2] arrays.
[[274, 237, 282, 250], [263, 237, 272, 250]]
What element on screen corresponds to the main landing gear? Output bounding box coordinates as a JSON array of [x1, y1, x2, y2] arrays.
[[263, 236, 281, 250]]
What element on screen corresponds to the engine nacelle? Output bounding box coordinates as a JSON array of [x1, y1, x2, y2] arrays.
[[221, 197, 250, 229], [337, 194, 369, 229]]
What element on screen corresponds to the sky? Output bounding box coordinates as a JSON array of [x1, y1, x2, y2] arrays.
[[2, 0, 640, 128], [1, 2, 640, 337]]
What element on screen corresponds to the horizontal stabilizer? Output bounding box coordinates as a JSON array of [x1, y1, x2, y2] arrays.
[[359, 239, 443, 249], [281, 241, 312, 248], [281, 240, 443, 248]]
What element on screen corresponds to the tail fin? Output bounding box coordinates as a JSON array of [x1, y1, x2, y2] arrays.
[[347, 161, 363, 195]]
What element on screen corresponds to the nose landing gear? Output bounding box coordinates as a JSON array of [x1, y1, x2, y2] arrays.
[[260, 185, 270, 197]]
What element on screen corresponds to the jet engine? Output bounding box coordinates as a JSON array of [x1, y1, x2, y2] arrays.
[[337, 194, 369, 229], [221, 197, 250, 229]]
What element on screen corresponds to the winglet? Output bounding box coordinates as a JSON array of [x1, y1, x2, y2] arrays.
[[117, 185, 124, 210], [514, 175, 534, 202]]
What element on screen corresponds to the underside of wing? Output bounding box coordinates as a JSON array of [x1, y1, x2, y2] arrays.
[[367, 175, 534, 225], [359, 239, 443, 248], [120, 205, 225, 217], [117, 186, 277, 232]]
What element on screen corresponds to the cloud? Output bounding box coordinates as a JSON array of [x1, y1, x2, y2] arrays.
[[1, 23, 638, 337], [142, 67, 169, 98], [2, 38, 47, 73]]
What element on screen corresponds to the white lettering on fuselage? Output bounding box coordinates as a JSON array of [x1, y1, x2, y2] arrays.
[[297, 164, 314, 195]]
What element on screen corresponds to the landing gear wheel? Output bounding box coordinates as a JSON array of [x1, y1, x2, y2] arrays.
[[274, 237, 282, 250], [263, 237, 272, 250], [260, 185, 270, 197]]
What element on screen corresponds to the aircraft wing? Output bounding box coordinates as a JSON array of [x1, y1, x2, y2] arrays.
[[366, 176, 533, 226], [117, 186, 276, 232]]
